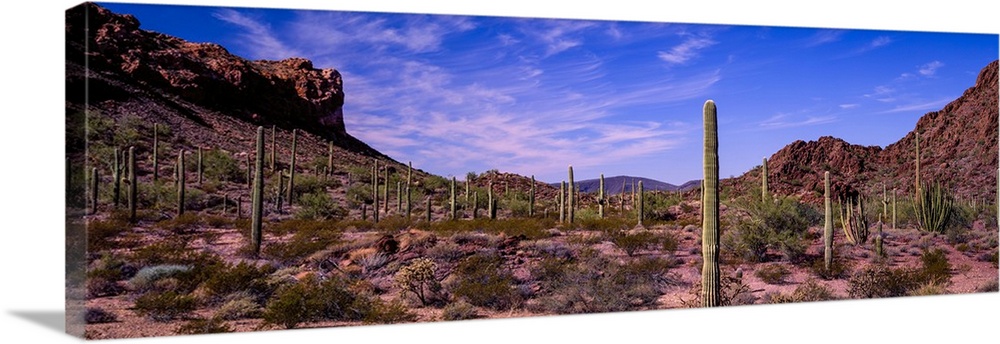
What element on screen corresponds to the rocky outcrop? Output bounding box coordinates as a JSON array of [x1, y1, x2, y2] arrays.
[[735, 60, 998, 204], [66, 2, 346, 139]]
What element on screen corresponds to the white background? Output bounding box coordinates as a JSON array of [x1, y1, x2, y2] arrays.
[[1, 1, 997, 343]]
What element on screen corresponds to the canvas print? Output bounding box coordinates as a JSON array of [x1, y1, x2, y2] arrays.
[[65, 1, 999, 340]]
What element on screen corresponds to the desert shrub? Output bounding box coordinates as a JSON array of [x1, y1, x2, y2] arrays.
[[754, 264, 791, 285], [354, 251, 391, 274], [374, 215, 412, 233], [84, 307, 118, 324], [295, 191, 347, 220], [975, 279, 999, 293], [394, 258, 441, 306], [201, 149, 244, 183], [134, 291, 197, 321], [362, 298, 418, 324], [642, 191, 681, 222], [532, 255, 672, 314], [129, 264, 191, 293], [847, 264, 921, 299], [203, 262, 277, 303], [917, 248, 951, 285], [908, 281, 949, 296], [810, 255, 853, 280], [174, 317, 232, 335], [87, 218, 129, 251], [610, 230, 677, 256], [261, 275, 370, 329], [86, 277, 126, 298], [571, 217, 632, 233], [263, 220, 341, 264], [765, 279, 837, 304], [451, 253, 521, 311], [521, 240, 574, 259], [441, 300, 480, 321], [724, 196, 813, 263], [216, 292, 262, 320], [154, 213, 203, 234], [345, 183, 373, 208], [426, 241, 467, 262]]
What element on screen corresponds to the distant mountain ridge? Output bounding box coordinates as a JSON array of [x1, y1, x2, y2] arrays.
[[550, 175, 701, 194]]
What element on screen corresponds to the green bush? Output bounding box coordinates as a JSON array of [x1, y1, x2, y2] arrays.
[[203, 261, 277, 303], [174, 317, 232, 335], [295, 191, 347, 220], [441, 300, 479, 321], [918, 248, 952, 285], [766, 279, 837, 304], [261, 275, 369, 329], [847, 264, 921, 299], [754, 264, 791, 285], [134, 291, 197, 321], [85, 307, 118, 324], [201, 149, 244, 183], [451, 253, 521, 311], [531, 255, 672, 314], [723, 196, 813, 263], [129, 264, 191, 293], [216, 292, 262, 320], [362, 298, 418, 324]]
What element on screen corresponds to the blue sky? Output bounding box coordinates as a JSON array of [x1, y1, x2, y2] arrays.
[[98, 2, 998, 185]]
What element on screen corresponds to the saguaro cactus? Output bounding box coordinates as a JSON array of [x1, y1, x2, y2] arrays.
[[598, 174, 605, 219], [327, 141, 334, 176], [269, 125, 276, 171], [473, 191, 479, 219], [529, 175, 536, 217], [558, 181, 565, 223], [426, 196, 432, 222], [286, 129, 297, 206], [824, 171, 833, 271], [568, 165, 575, 223], [112, 147, 122, 207], [176, 149, 185, 216], [128, 146, 137, 223], [251, 126, 265, 256], [701, 100, 721, 307], [892, 188, 897, 230], [637, 180, 644, 226], [90, 167, 98, 215], [152, 123, 159, 182], [488, 182, 496, 220], [450, 176, 457, 220], [197, 146, 203, 185], [406, 161, 412, 219], [383, 167, 389, 213], [761, 157, 768, 202], [875, 214, 885, 257]]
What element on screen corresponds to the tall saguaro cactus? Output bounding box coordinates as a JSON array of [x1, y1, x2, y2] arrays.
[[568, 165, 575, 223], [287, 129, 297, 206], [125, 147, 136, 222], [761, 157, 768, 202], [327, 141, 334, 176], [406, 161, 412, 219], [598, 174, 605, 219], [112, 147, 123, 208], [372, 161, 380, 224], [637, 180, 644, 226], [529, 175, 536, 217], [152, 123, 159, 182], [383, 167, 389, 214], [251, 126, 265, 256], [824, 171, 833, 271], [558, 181, 565, 223], [701, 100, 721, 307], [450, 176, 457, 220], [177, 149, 185, 216], [473, 191, 479, 219], [90, 167, 98, 215]]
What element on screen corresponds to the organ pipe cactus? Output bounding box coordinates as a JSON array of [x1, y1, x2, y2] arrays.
[[251, 127, 265, 255], [838, 197, 869, 245], [916, 181, 952, 233], [824, 171, 833, 271], [701, 100, 721, 307]]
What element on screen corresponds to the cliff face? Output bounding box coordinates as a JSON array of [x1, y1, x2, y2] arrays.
[[736, 60, 998, 204], [66, 2, 346, 138]]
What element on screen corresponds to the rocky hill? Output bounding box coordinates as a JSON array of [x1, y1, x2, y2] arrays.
[[732, 60, 999, 204], [65, 2, 385, 159]]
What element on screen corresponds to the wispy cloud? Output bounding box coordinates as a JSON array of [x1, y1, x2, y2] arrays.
[[869, 36, 892, 48], [212, 9, 300, 59], [918, 61, 944, 76], [839, 103, 859, 109], [805, 30, 845, 47], [880, 98, 954, 114], [758, 113, 836, 129], [657, 36, 716, 65]]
